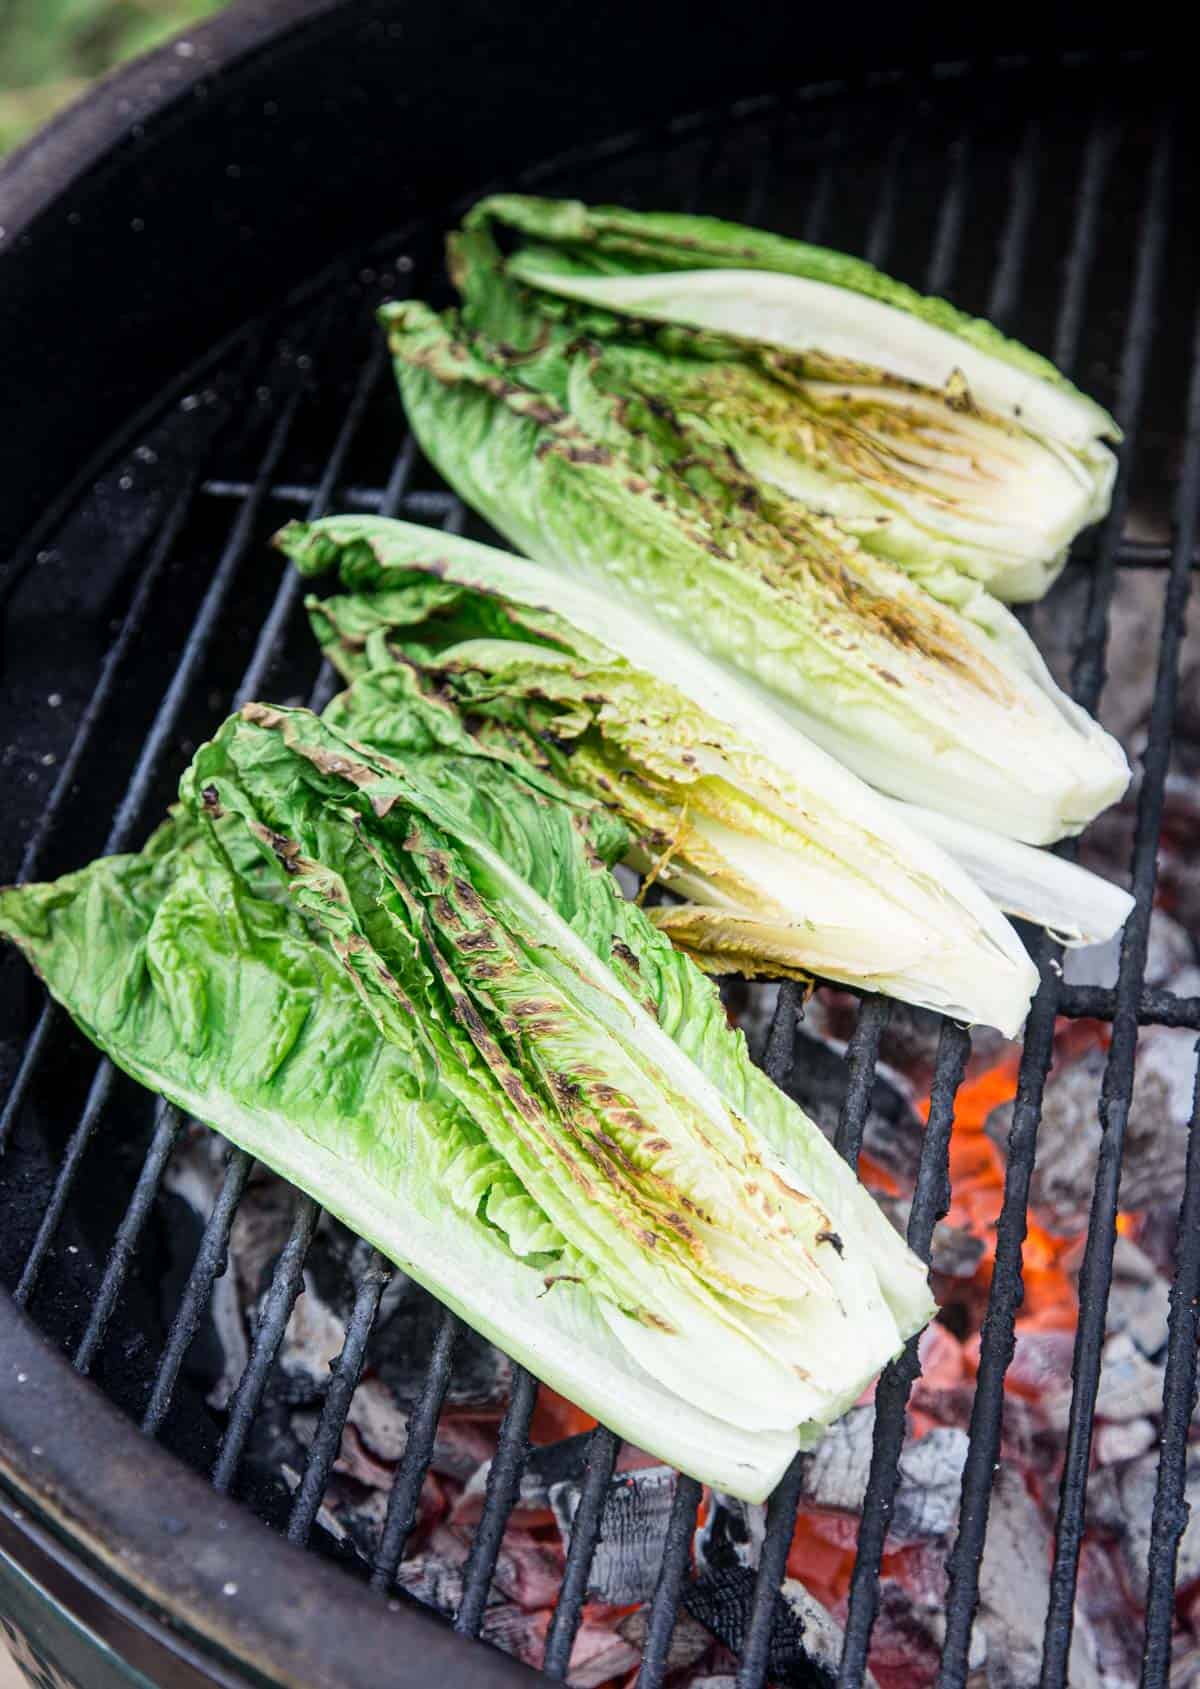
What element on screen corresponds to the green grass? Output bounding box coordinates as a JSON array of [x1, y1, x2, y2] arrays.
[[0, 0, 228, 153]]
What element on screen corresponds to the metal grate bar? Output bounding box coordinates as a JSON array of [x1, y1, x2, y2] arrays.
[[1057, 982, 1200, 1029], [194, 477, 1200, 575], [987, 118, 1041, 326], [838, 1021, 969, 1687], [234, 336, 386, 709], [734, 1452, 807, 1689], [62, 325, 387, 1431], [938, 121, 1173, 1686], [0, 479, 195, 1156], [15, 480, 197, 888], [211, 1194, 320, 1495], [201, 479, 457, 520], [864, 125, 906, 271], [454, 1365, 539, 1638], [288, 1244, 393, 1546], [636, 1475, 703, 1689], [925, 135, 970, 296], [1041, 263, 1200, 1687], [1140, 1053, 1200, 1688], [937, 941, 1063, 1684], [3, 346, 329, 1290], [833, 996, 891, 1164], [802, 157, 836, 245], [1071, 125, 1171, 713], [142, 1146, 254, 1435], [73, 1100, 184, 1375], [13, 1061, 117, 1305], [1052, 115, 1119, 374], [741, 113, 968, 1667], [762, 981, 801, 1088], [542, 1426, 621, 1676], [370, 1307, 461, 1591]]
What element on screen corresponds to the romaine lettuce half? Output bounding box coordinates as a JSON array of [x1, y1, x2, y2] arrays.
[[379, 300, 1128, 846], [0, 701, 934, 1500], [447, 216, 1113, 604], [460, 194, 1117, 605], [284, 513, 1053, 1034]]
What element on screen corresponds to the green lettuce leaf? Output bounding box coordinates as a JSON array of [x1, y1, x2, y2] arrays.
[[378, 300, 1128, 846], [285, 513, 1050, 1036], [449, 221, 1112, 603], [0, 702, 936, 1498], [464, 194, 1119, 456]]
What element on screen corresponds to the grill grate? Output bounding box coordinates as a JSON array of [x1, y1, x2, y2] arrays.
[[2, 53, 1199, 1689]]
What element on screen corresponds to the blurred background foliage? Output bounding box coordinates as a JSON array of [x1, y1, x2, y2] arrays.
[[0, 0, 228, 154]]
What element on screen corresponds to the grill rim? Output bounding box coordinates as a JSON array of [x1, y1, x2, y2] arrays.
[[0, 1301, 549, 1688], [1, 34, 1195, 1689]]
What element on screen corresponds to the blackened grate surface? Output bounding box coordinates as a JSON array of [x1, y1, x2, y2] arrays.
[[2, 51, 1199, 1689]]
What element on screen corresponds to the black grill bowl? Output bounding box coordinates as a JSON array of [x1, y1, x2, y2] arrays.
[[2, 7, 1197, 1689]]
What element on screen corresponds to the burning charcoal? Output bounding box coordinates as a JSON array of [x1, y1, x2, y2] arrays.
[[784, 1027, 926, 1185], [1062, 905, 1194, 995], [889, 1430, 968, 1542], [1074, 1541, 1144, 1687], [455, 1431, 592, 1526], [334, 1420, 395, 1490], [479, 1604, 549, 1668], [346, 1375, 408, 1461], [490, 1530, 566, 1610], [617, 1604, 713, 1672], [976, 1465, 1102, 1688], [801, 1405, 875, 1513], [344, 1377, 494, 1485], [781, 1579, 878, 1687], [163, 1131, 249, 1409], [562, 1617, 641, 1689], [1171, 1636, 1200, 1689], [1094, 1417, 1157, 1466], [682, 1563, 835, 1688], [1096, 1235, 1170, 1358], [274, 1269, 350, 1401], [695, 1491, 766, 1573], [879, 1200, 986, 1280], [394, 1551, 468, 1616], [550, 1465, 677, 1604], [374, 1281, 512, 1409], [862, 1580, 945, 1689], [482, 1604, 639, 1689], [228, 1172, 300, 1304], [1117, 1449, 1200, 1604], [1094, 1333, 1166, 1422], [798, 1408, 966, 1546], [1001, 1329, 1076, 1433], [987, 1031, 1191, 1235], [1084, 1467, 1128, 1541]]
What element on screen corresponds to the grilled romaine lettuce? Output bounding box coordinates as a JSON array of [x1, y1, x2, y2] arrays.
[[288, 516, 1131, 977], [285, 513, 1051, 1035], [380, 300, 1128, 846], [0, 700, 934, 1500], [460, 194, 1117, 601]]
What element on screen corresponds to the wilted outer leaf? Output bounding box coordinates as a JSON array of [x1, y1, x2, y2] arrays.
[[0, 701, 935, 1499]]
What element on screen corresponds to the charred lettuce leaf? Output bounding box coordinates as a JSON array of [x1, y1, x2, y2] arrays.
[[0, 701, 934, 1499], [378, 299, 1127, 846], [286, 514, 1056, 1036], [448, 218, 1111, 603]]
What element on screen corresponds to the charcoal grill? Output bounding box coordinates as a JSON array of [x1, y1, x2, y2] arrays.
[[1, 6, 1198, 1687]]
